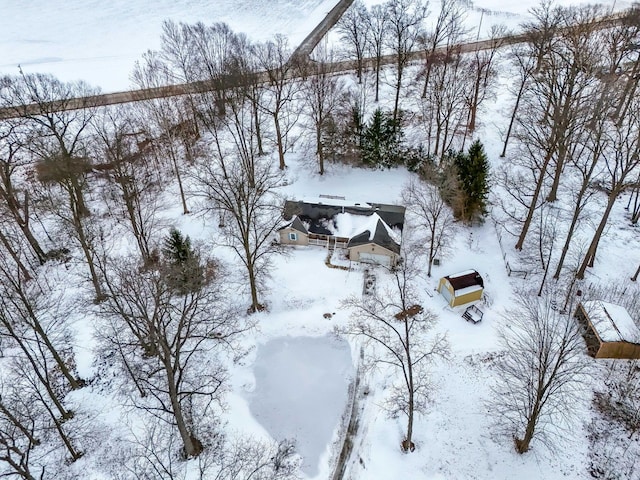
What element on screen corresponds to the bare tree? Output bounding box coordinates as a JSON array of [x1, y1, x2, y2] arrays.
[[0, 256, 82, 391], [302, 49, 345, 175], [500, 48, 536, 159], [610, 6, 640, 124], [576, 99, 640, 279], [491, 293, 589, 453], [402, 179, 455, 277], [132, 50, 198, 215], [384, 0, 429, 123], [513, 5, 604, 250], [0, 121, 46, 264], [366, 4, 389, 103], [1, 73, 103, 298], [501, 0, 565, 156], [0, 381, 44, 479], [99, 250, 243, 459], [465, 25, 504, 136], [0, 225, 33, 282], [534, 203, 559, 296], [598, 360, 640, 440], [255, 35, 301, 170], [91, 107, 164, 262], [335, 0, 370, 84], [339, 245, 448, 452], [226, 33, 268, 157], [545, 5, 607, 203], [551, 88, 611, 280], [0, 265, 83, 462], [195, 152, 285, 313], [421, 52, 469, 159], [215, 438, 299, 480], [420, 0, 467, 99]]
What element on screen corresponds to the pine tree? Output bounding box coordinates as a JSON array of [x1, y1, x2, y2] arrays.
[[361, 108, 402, 168], [161, 228, 204, 294], [162, 228, 192, 263], [453, 140, 490, 223]]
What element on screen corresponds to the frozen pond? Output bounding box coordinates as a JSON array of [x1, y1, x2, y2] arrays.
[[247, 335, 353, 478]]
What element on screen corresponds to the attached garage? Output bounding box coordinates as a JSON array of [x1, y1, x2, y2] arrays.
[[347, 216, 401, 267], [574, 301, 640, 359], [353, 250, 393, 266], [438, 270, 484, 307]]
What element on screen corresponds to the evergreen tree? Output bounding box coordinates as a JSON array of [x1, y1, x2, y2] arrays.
[[161, 228, 205, 294], [453, 140, 490, 223], [361, 108, 402, 168]]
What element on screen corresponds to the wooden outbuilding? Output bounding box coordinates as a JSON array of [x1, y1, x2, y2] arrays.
[[438, 270, 484, 307], [574, 301, 640, 359]]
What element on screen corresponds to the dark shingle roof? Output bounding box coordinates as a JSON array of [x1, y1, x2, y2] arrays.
[[446, 271, 484, 291], [279, 215, 308, 234], [283, 200, 405, 230]]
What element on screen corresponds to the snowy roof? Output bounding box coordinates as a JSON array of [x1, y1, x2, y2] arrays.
[[449, 270, 477, 279], [347, 214, 401, 253], [302, 196, 372, 209], [334, 212, 382, 239], [283, 199, 405, 230], [582, 301, 640, 343]]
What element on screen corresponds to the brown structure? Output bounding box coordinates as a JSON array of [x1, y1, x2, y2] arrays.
[[574, 301, 640, 359]]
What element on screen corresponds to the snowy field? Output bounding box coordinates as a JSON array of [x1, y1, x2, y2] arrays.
[[3, 0, 634, 93], [0, 0, 338, 92]]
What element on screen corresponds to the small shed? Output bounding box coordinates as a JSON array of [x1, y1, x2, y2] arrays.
[[574, 301, 640, 359], [438, 270, 484, 307], [278, 216, 309, 246]]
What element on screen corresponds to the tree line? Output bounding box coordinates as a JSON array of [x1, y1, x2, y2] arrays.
[[0, 0, 639, 476]]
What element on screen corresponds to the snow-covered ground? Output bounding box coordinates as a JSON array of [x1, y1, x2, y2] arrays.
[[0, 0, 339, 92], [4, 0, 640, 479], [4, 0, 635, 93]]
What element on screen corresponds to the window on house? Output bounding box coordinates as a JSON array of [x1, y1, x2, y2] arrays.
[[289, 232, 298, 241]]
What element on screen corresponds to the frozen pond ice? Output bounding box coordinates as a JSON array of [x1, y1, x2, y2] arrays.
[[247, 335, 353, 478]]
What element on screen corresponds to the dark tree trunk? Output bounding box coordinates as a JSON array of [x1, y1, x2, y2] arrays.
[[274, 114, 286, 170], [316, 123, 324, 175], [162, 349, 202, 458], [632, 264, 640, 282], [375, 57, 382, 103], [576, 191, 618, 279], [393, 60, 404, 124], [515, 149, 554, 250], [501, 78, 527, 158], [0, 230, 32, 281]]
